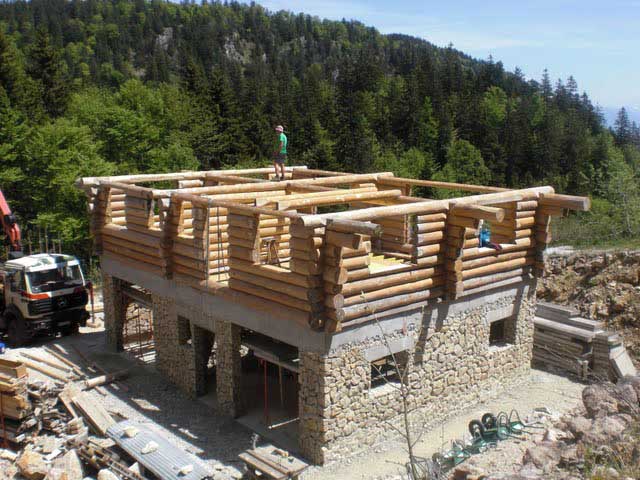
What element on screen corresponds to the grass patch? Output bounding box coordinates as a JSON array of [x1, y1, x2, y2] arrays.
[[551, 198, 640, 250]]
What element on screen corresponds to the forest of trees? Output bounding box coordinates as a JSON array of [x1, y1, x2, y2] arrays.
[[0, 0, 638, 257]]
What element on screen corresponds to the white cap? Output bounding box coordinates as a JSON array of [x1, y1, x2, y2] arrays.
[[275, 125, 284, 132]]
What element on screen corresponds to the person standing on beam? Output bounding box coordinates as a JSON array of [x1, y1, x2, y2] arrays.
[[273, 125, 288, 181]]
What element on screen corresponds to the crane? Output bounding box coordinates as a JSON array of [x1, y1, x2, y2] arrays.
[[0, 189, 22, 259]]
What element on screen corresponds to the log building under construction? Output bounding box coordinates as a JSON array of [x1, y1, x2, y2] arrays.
[[76, 167, 590, 463]]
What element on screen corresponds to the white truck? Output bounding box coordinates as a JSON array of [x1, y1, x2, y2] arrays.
[[0, 253, 90, 346]]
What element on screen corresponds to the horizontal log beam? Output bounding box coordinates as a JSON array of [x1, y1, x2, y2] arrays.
[[377, 176, 509, 193], [539, 193, 590, 211], [451, 204, 505, 223]]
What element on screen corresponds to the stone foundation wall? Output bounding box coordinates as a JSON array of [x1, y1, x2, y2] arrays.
[[151, 295, 215, 398], [299, 287, 536, 463], [215, 320, 242, 417], [102, 272, 125, 352]]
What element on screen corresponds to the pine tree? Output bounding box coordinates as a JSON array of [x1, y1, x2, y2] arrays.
[[614, 107, 631, 146], [541, 69, 552, 102], [27, 28, 69, 117]]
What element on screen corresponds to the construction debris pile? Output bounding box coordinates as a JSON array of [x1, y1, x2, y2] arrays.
[[0, 346, 221, 480], [533, 302, 637, 380], [0, 359, 38, 445]]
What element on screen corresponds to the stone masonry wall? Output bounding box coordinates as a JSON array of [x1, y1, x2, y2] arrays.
[[102, 272, 125, 352], [299, 286, 536, 464], [151, 295, 214, 398], [215, 320, 242, 417]]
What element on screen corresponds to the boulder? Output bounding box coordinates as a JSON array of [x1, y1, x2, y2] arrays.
[[582, 384, 618, 418], [617, 375, 640, 405], [582, 415, 628, 444], [566, 415, 592, 441], [522, 441, 561, 472], [0, 459, 18, 480], [559, 444, 581, 468], [16, 449, 48, 480], [614, 383, 639, 415], [515, 463, 545, 479], [45, 469, 65, 480]]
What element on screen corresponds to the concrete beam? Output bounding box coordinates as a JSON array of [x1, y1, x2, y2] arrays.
[[101, 256, 535, 354]]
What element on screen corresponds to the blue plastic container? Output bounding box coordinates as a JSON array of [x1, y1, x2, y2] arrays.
[[0, 342, 5, 354], [479, 224, 491, 247]]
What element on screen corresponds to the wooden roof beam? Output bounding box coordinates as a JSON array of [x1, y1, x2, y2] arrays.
[[450, 204, 506, 223], [77, 166, 308, 188], [376, 176, 509, 194], [203, 173, 267, 184], [291, 168, 349, 177], [539, 193, 591, 211], [255, 186, 376, 207], [276, 189, 403, 210], [298, 186, 555, 227], [171, 191, 302, 219]]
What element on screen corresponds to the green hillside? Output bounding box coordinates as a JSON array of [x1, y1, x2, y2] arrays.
[[0, 0, 638, 256]]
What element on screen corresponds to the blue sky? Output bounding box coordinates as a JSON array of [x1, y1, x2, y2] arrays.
[[253, 0, 640, 124]]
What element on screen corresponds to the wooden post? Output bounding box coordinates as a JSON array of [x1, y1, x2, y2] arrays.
[[91, 186, 112, 255], [444, 213, 480, 299]]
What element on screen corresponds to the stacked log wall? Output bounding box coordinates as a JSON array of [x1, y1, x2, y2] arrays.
[[227, 214, 322, 327], [101, 191, 164, 276], [445, 200, 538, 298]]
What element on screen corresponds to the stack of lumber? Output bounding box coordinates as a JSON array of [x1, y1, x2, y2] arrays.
[[239, 445, 308, 480], [592, 332, 637, 381], [533, 303, 599, 378], [533, 302, 637, 380], [228, 213, 323, 327], [0, 358, 34, 443], [0, 359, 32, 420]]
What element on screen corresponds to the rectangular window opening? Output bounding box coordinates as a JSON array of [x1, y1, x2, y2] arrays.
[[489, 319, 506, 346], [370, 214, 416, 272], [370, 352, 407, 389], [489, 315, 516, 347]]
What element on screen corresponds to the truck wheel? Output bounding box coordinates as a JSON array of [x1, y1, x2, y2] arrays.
[[7, 314, 30, 347]]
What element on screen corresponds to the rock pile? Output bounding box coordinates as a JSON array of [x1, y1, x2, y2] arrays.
[[452, 377, 640, 480], [516, 376, 639, 479]]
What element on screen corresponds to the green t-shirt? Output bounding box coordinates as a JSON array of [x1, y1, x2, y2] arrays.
[[279, 132, 288, 154]]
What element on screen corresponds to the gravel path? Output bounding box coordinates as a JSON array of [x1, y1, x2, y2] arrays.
[[301, 369, 584, 480]]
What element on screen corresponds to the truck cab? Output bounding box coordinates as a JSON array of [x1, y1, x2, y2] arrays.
[[0, 253, 89, 346]]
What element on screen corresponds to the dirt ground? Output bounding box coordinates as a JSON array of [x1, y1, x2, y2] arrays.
[[3, 323, 585, 480], [302, 369, 584, 480]]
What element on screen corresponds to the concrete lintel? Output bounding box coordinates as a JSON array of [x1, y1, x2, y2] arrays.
[[363, 336, 416, 362], [101, 257, 534, 354], [327, 279, 535, 351], [101, 257, 327, 351]]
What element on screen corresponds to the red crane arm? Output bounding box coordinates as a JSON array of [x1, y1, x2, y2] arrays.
[[0, 189, 22, 254]]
